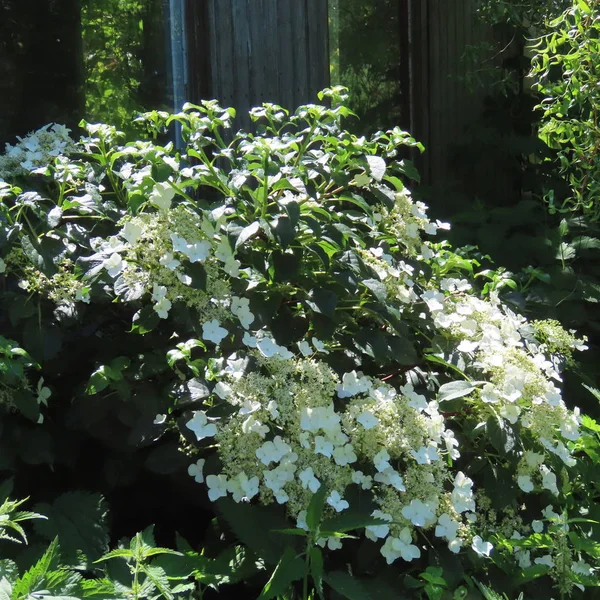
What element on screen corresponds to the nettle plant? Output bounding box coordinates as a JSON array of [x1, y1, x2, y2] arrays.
[[0, 88, 597, 597]]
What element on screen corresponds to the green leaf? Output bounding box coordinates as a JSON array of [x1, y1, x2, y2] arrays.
[[306, 487, 328, 533], [321, 513, 388, 535], [216, 498, 294, 565], [13, 538, 60, 598], [257, 546, 304, 600], [306, 288, 337, 319], [34, 492, 109, 566], [235, 221, 260, 249], [324, 571, 372, 600], [310, 547, 325, 600], [437, 381, 478, 402], [486, 414, 516, 456]]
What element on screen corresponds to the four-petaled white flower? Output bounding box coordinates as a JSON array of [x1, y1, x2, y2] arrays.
[[401, 499, 436, 527], [357, 410, 378, 430], [149, 181, 176, 211], [333, 443, 357, 466], [380, 528, 421, 564], [206, 474, 228, 501], [298, 467, 321, 492], [227, 472, 260, 502], [365, 510, 392, 541], [231, 296, 255, 329], [202, 319, 228, 344], [188, 459, 205, 483], [159, 252, 180, 271], [327, 490, 349, 512], [121, 222, 142, 245], [186, 410, 218, 441], [471, 535, 493, 557], [104, 252, 125, 277]]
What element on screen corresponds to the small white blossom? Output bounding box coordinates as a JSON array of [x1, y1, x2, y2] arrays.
[[241, 415, 269, 437], [202, 319, 228, 344], [297, 340, 312, 357], [298, 467, 321, 493], [336, 371, 372, 398], [517, 475, 534, 493], [532, 520, 544, 533], [380, 528, 420, 563], [327, 490, 349, 512], [149, 181, 176, 211], [333, 443, 357, 466], [188, 459, 205, 483], [206, 474, 228, 501], [471, 536, 493, 557], [186, 411, 218, 441], [401, 499, 436, 527], [357, 410, 379, 430], [104, 253, 125, 277], [534, 554, 554, 568], [121, 222, 142, 245], [365, 510, 392, 541]]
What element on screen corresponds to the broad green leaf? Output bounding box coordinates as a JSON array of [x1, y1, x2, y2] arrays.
[[257, 546, 304, 600], [34, 493, 109, 566], [310, 547, 324, 600], [306, 487, 328, 533], [324, 571, 372, 600], [437, 381, 479, 402]]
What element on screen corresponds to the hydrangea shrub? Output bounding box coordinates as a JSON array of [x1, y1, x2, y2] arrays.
[[0, 88, 596, 596]]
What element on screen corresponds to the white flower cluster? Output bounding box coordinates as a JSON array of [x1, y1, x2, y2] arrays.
[[425, 283, 583, 487], [0, 124, 74, 178], [187, 354, 491, 564]]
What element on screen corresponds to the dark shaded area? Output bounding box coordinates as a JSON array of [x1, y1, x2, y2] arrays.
[[0, 0, 170, 147]]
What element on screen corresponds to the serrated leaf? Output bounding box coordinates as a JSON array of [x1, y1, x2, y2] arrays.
[[306, 487, 327, 533], [257, 546, 304, 600], [320, 513, 388, 535], [215, 498, 293, 565], [34, 493, 109, 566], [310, 547, 324, 600], [140, 564, 173, 600]]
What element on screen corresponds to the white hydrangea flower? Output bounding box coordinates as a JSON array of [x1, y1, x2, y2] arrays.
[[451, 471, 475, 513], [327, 490, 349, 512], [373, 449, 391, 472], [572, 559, 593, 576], [241, 415, 269, 437], [516, 550, 532, 568], [365, 510, 392, 541], [206, 474, 228, 501], [311, 337, 329, 354], [540, 465, 559, 495], [401, 499, 436, 527], [517, 475, 534, 493], [186, 411, 218, 441], [471, 535, 493, 557], [532, 520, 544, 533], [298, 467, 321, 493], [185, 240, 211, 263], [534, 554, 554, 568], [214, 381, 232, 399], [230, 296, 254, 329], [297, 340, 312, 357], [120, 221, 142, 245], [314, 435, 334, 458], [351, 470, 373, 490], [149, 181, 176, 211], [104, 252, 125, 277], [410, 444, 440, 465], [159, 252, 181, 270], [357, 410, 379, 430], [373, 467, 406, 492], [256, 436, 295, 466], [188, 459, 205, 483], [336, 371, 372, 398], [332, 443, 357, 466], [227, 472, 260, 502], [202, 319, 228, 344], [300, 405, 340, 433], [435, 513, 460, 541], [380, 528, 421, 563]]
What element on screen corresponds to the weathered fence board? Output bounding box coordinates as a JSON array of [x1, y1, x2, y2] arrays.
[[206, 0, 328, 130]]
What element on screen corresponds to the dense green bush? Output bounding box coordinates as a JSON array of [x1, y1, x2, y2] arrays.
[[0, 88, 598, 598]]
